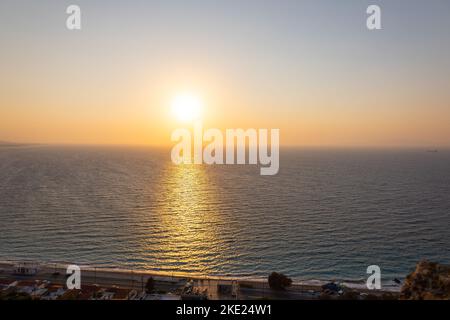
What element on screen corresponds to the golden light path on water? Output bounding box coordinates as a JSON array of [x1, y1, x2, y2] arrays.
[[142, 162, 229, 276]]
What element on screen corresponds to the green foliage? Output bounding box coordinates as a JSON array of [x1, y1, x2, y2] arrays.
[[268, 272, 292, 290], [145, 277, 155, 293]]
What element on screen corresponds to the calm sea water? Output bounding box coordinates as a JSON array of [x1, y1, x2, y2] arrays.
[[0, 145, 449, 282]]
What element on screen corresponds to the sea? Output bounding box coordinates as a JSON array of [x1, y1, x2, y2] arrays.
[[1, 145, 449, 284]]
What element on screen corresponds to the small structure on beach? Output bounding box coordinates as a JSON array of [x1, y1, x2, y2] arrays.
[[180, 280, 208, 300], [13, 262, 39, 276], [218, 281, 239, 298]]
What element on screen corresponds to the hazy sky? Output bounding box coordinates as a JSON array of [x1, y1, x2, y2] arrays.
[[1, 0, 449, 146]]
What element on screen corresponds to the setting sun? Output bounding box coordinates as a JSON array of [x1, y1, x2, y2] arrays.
[[171, 93, 203, 122]]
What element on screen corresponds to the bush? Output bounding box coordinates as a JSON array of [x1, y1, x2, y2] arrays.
[[268, 272, 292, 290], [145, 277, 155, 293], [338, 290, 360, 300]]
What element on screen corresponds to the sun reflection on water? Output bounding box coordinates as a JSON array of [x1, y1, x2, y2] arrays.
[[147, 163, 227, 276]]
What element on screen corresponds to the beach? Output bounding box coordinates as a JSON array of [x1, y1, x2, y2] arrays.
[[0, 260, 400, 300]]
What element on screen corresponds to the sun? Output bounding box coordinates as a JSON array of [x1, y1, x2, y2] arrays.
[[171, 93, 203, 122]]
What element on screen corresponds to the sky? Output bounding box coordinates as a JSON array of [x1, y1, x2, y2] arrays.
[[0, 0, 449, 147]]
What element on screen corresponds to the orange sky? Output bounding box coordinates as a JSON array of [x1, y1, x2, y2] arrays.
[[1, 1, 450, 147]]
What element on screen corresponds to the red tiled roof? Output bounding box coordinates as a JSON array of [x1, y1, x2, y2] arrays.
[[80, 284, 100, 292], [17, 280, 37, 287], [0, 279, 13, 285], [46, 284, 64, 292]]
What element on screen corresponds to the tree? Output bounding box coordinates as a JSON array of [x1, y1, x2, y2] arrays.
[[145, 277, 155, 293], [268, 272, 292, 290]]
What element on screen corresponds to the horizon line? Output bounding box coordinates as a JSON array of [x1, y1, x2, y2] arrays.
[[1, 140, 449, 150]]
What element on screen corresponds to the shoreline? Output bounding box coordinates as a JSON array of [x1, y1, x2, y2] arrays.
[[0, 259, 401, 287], [0, 260, 401, 300]]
